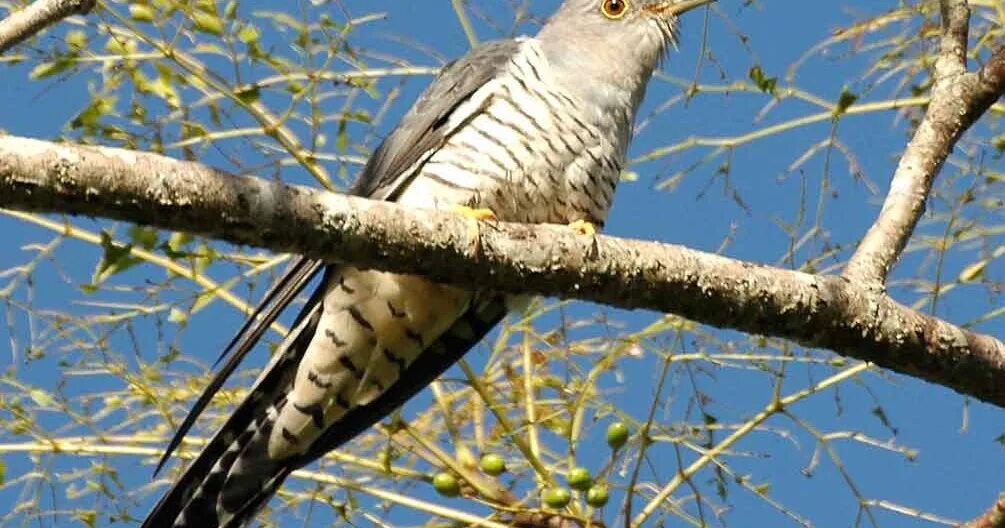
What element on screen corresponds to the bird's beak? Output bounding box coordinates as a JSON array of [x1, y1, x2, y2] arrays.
[[643, 0, 715, 17]]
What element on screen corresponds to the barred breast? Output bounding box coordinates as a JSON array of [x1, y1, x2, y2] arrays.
[[397, 39, 625, 227]]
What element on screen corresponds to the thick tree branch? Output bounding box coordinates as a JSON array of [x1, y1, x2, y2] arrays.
[[961, 493, 1005, 528], [0, 0, 94, 54], [1, 135, 1004, 406], [844, 0, 1005, 288]]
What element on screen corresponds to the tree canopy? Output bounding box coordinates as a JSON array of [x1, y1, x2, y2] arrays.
[[0, 1, 1003, 527]]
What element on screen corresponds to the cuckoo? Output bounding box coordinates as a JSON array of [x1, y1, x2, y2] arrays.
[[143, 0, 709, 526]]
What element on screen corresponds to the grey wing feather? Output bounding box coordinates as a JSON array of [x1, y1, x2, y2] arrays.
[[352, 38, 522, 200]]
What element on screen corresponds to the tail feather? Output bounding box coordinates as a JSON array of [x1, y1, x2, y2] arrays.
[[145, 286, 508, 528], [153, 257, 325, 476], [143, 286, 325, 528]]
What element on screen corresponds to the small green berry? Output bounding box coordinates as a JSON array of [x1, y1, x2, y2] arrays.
[[567, 466, 593, 491], [480, 453, 506, 476], [542, 486, 572, 508], [586, 484, 609, 507], [432, 472, 460, 497], [606, 421, 630, 449]]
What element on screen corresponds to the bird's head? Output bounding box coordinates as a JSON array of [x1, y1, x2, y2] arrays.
[[538, 0, 712, 107]]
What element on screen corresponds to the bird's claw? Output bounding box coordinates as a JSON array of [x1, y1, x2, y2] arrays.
[[568, 219, 601, 259], [567, 219, 597, 236], [450, 205, 497, 255], [451, 205, 497, 222]]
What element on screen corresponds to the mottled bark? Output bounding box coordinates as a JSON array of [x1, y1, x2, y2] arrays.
[[0, 0, 94, 54], [1, 134, 1004, 407], [844, 0, 1005, 288]]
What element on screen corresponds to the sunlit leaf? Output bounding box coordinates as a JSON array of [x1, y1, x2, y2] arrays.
[[192, 12, 226, 36]]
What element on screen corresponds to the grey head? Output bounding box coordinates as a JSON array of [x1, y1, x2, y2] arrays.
[[537, 0, 711, 113]]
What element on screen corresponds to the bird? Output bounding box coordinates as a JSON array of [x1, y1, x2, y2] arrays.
[[143, 1, 709, 526]]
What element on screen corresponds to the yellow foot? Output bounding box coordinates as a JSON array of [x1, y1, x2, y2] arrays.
[[568, 219, 597, 236], [450, 205, 497, 255], [450, 205, 497, 222]]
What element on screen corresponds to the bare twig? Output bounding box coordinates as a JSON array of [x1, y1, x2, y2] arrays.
[[844, 0, 1005, 288], [0, 0, 94, 54], [1, 135, 1004, 406], [630, 363, 871, 527], [960, 493, 1005, 528]]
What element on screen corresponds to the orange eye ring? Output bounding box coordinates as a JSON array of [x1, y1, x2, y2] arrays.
[[601, 0, 630, 19]]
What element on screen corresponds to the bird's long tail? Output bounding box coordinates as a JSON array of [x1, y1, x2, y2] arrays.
[[142, 285, 324, 528], [143, 270, 506, 528]]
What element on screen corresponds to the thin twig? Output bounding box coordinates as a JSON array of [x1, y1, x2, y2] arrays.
[[450, 0, 479, 47], [844, 0, 1005, 288], [0, 209, 291, 336], [629, 363, 871, 527]]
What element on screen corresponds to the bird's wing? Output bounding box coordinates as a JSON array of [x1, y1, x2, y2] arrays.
[[351, 39, 523, 200], [143, 39, 521, 528]]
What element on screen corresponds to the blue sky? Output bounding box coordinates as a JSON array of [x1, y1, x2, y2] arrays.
[[1, 0, 1003, 526]]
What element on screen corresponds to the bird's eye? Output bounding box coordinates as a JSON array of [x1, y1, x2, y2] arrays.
[[601, 0, 629, 19]]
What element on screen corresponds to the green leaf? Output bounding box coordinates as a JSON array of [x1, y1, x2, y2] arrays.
[[237, 24, 260, 44], [128, 225, 159, 250], [834, 88, 859, 116], [168, 307, 188, 324], [93, 230, 141, 284], [28, 388, 55, 407], [30, 58, 76, 80], [192, 243, 217, 275], [159, 346, 181, 364], [319, 14, 345, 30], [194, 0, 218, 14], [192, 273, 242, 314], [71, 95, 117, 130], [235, 85, 261, 104], [152, 0, 177, 15], [993, 134, 1005, 154], [65, 30, 88, 49], [129, 4, 157, 22], [181, 122, 208, 142], [959, 260, 987, 282], [748, 65, 777, 95], [148, 74, 180, 107], [76, 510, 98, 528], [164, 231, 194, 258], [336, 120, 348, 151], [104, 36, 138, 55], [346, 110, 372, 124], [256, 11, 307, 34], [192, 12, 225, 36]]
